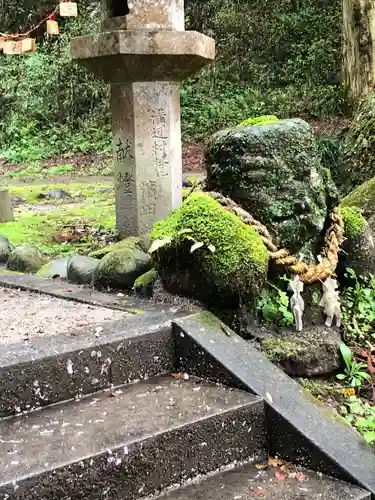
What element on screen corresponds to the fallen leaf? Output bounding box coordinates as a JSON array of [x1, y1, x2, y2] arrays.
[[268, 457, 284, 467], [250, 488, 266, 495], [254, 462, 268, 470], [275, 471, 287, 481], [170, 372, 189, 380], [296, 471, 309, 482]]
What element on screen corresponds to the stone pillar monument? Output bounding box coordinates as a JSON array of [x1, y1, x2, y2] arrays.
[[71, 1, 215, 239]]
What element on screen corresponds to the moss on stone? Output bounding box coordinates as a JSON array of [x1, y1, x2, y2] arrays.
[[341, 176, 375, 218], [133, 268, 158, 296], [151, 192, 269, 306], [238, 115, 279, 127], [89, 237, 143, 259], [262, 338, 302, 363], [340, 206, 366, 238], [152, 192, 269, 276], [341, 91, 375, 192]]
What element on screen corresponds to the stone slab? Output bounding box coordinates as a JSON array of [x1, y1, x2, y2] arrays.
[[157, 462, 370, 500], [0, 310, 175, 418], [0, 286, 127, 344], [70, 30, 216, 83], [0, 376, 266, 499], [0, 273, 165, 313], [173, 312, 375, 497]]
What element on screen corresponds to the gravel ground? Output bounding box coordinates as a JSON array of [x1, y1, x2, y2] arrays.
[[0, 287, 127, 344]]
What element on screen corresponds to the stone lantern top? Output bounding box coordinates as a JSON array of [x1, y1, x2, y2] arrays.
[[102, 0, 185, 32]]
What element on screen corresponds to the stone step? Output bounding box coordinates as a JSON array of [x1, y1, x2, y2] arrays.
[[153, 462, 371, 500], [0, 375, 266, 499], [0, 310, 176, 419]]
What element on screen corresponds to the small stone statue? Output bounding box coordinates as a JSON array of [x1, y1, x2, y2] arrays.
[[320, 277, 341, 328], [289, 275, 305, 332]]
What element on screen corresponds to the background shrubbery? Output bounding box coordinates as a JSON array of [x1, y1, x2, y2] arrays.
[[0, 0, 343, 162]]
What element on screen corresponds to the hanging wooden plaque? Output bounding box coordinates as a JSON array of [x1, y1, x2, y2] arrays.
[[21, 38, 36, 54], [3, 40, 22, 55], [47, 20, 59, 35], [59, 2, 78, 17]]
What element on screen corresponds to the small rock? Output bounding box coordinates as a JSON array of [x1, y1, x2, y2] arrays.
[[7, 244, 46, 273], [89, 237, 145, 259], [67, 254, 100, 285], [182, 178, 193, 188], [37, 256, 70, 279], [133, 268, 158, 298], [38, 189, 71, 200], [0, 236, 13, 264], [96, 187, 113, 194], [260, 326, 342, 377], [93, 246, 152, 290], [10, 196, 26, 206]]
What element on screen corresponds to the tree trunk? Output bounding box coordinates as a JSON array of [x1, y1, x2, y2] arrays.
[[0, 189, 14, 222], [343, 0, 375, 109]]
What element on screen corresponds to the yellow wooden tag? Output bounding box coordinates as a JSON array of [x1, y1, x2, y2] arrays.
[[343, 387, 356, 397], [3, 40, 22, 55], [59, 2, 78, 17], [21, 38, 36, 54], [47, 20, 59, 35]]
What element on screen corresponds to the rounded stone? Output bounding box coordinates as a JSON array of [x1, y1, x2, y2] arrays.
[[0, 236, 13, 264], [67, 255, 100, 285], [151, 192, 269, 308], [205, 118, 339, 253], [7, 244, 46, 273], [37, 256, 70, 279], [93, 247, 152, 290], [261, 326, 342, 377], [133, 268, 158, 297]]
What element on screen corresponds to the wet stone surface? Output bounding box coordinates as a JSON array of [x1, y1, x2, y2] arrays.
[[156, 461, 370, 499], [0, 286, 127, 343], [0, 375, 265, 498]]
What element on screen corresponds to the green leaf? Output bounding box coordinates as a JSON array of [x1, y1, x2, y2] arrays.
[[363, 431, 375, 444], [336, 373, 347, 380], [149, 237, 173, 254], [339, 343, 353, 369], [177, 228, 193, 236], [190, 241, 204, 253]]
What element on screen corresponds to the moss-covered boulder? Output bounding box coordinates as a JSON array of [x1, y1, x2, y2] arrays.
[[37, 256, 70, 279], [205, 118, 339, 253], [7, 244, 46, 273], [151, 192, 269, 308], [0, 236, 13, 263], [339, 206, 375, 277], [67, 255, 99, 285], [261, 326, 342, 377], [341, 92, 375, 193], [89, 237, 144, 259], [341, 175, 375, 219], [93, 246, 152, 290], [133, 268, 159, 298]]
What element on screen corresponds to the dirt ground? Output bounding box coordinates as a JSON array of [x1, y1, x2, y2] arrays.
[[0, 287, 127, 344]]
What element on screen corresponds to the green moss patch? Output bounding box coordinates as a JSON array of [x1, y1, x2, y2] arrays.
[[340, 206, 367, 238], [238, 115, 279, 127], [341, 176, 375, 218], [0, 182, 115, 257]]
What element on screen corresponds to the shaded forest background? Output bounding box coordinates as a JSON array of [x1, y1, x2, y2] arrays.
[[0, 0, 343, 163]]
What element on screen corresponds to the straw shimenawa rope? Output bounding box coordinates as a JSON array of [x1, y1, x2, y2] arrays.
[[204, 191, 345, 284]]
